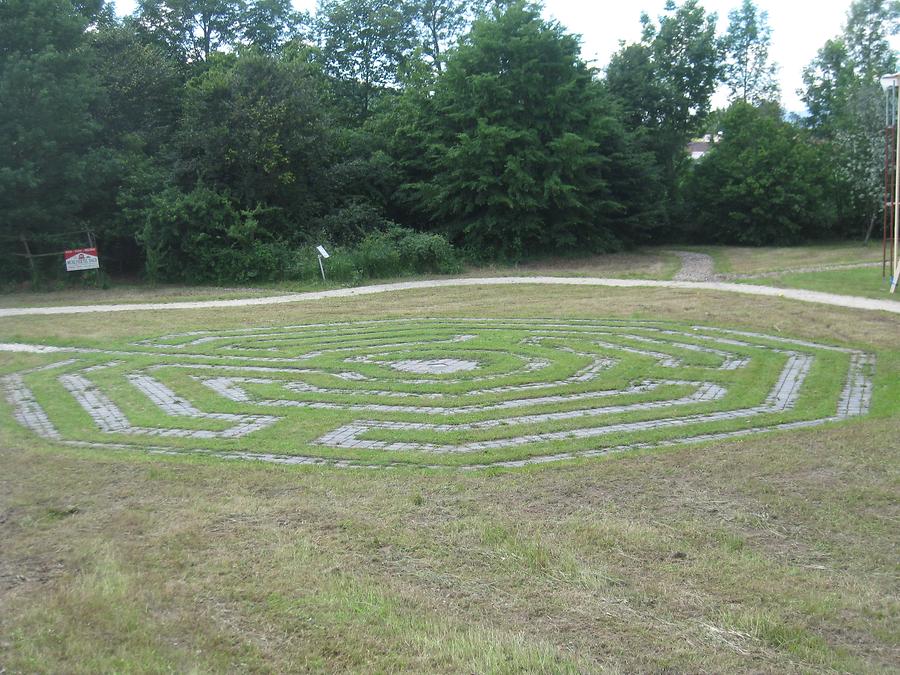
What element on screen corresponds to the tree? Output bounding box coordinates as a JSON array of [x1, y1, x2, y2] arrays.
[[801, 38, 856, 132], [90, 23, 184, 151], [173, 52, 333, 227], [685, 102, 836, 245], [134, 0, 246, 61], [0, 0, 108, 256], [606, 0, 722, 206], [136, 50, 341, 280], [401, 1, 658, 258], [133, 0, 304, 60], [802, 0, 898, 134], [801, 0, 899, 235], [723, 0, 778, 104], [316, 0, 417, 119], [240, 0, 304, 53], [86, 21, 186, 272], [844, 0, 900, 81], [411, 0, 479, 73]]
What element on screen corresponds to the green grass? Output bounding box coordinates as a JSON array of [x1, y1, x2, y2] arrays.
[[0, 319, 872, 468], [470, 249, 683, 280], [738, 266, 896, 299], [0, 249, 681, 309], [1, 283, 898, 672], [690, 242, 882, 275], [3, 242, 891, 311]]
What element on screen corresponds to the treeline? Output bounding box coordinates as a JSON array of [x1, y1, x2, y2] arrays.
[[0, 0, 896, 284]]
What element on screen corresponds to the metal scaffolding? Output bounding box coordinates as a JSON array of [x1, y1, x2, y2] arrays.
[[883, 74, 900, 293]]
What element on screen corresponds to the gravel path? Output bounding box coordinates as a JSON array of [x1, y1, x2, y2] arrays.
[[672, 251, 718, 281], [0, 276, 898, 318]]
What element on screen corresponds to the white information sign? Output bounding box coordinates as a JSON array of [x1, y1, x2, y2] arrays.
[[64, 248, 100, 272]]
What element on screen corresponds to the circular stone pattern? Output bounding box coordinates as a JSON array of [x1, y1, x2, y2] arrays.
[[0, 318, 875, 469], [390, 359, 480, 374]]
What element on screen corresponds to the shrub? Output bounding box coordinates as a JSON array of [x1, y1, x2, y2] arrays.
[[288, 227, 461, 283], [683, 102, 837, 245], [138, 186, 298, 283], [137, 186, 460, 285], [393, 229, 462, 274]]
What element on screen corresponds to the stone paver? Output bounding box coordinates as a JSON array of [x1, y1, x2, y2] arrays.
[[57, 369, 279, 439], [0, 319, 877, 470], [389, 359, 480, 374]]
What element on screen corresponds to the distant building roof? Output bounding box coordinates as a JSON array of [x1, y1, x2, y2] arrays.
[[688, 140, 712, 159]]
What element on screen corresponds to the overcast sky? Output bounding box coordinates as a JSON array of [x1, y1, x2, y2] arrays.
[[112, 0, 890, 113]]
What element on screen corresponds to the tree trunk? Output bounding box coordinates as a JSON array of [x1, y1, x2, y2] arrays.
[[863, 212, 877, 244]]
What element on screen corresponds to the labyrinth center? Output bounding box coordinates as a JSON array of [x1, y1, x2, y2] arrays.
[[1, 319, 875, 468]]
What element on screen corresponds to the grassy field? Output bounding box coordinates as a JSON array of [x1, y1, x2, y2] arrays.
[[687, 242, 882, 275], [1, 283, 897, 672], [466, 249, 682, 280], [0, 250, 680, 309], [736, 266, 896, 300], [4, 243, 896, 312]]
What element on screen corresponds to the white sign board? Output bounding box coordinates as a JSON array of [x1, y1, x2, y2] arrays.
[[64, 248, 100, 272], [316, 245, 330, 259]]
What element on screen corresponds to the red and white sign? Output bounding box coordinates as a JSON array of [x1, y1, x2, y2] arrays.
[[64, 247, 100, 272]]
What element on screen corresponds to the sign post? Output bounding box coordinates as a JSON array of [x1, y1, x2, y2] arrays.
[[316, 245, 330, 282], [64, 247, 100, 272]]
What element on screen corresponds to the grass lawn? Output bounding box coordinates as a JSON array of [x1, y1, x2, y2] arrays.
[[0, 249, 681, 310], [466, 249, 682, 280], [685, 242, 882, 275], [1, 284, 897, 672], [0, 280, 327, 309], [737, 266, 897, 300], [5, 243, 894, 312]]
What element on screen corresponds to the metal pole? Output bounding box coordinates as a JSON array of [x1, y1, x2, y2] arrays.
[[318, 254, 326, 282], [885, 126, 892, 278], [894, 81, 900, 293]]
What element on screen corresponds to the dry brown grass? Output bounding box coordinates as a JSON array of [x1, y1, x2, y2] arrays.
[[462, 250, 680, 279]]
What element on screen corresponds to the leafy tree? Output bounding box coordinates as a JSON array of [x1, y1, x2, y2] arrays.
[[0, 0, 108, 254], [801, 0, 899, 235], [606, 0, 722, 208], [685, 102, 836, 245], [801, 0, 897, 134], [844, 0, 900, 81], [801, 38, 857, 131], [86, 21, 186, 271], [135, 45, 336, 281], [240, 0, 305, 53], [411, 0, 480, 73], [134, 0, 246, 61], [172, 51, 333, 234], [90, 23, 185, 151], [316, 0, 417, 119], [133, 0, 304, 60], [401, 1, 658, 258], [723, 0, 778, 104]]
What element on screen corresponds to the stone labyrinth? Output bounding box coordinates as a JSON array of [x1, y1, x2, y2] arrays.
[[1, 319, 875, 469]]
